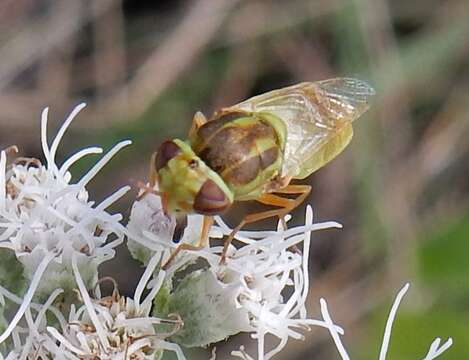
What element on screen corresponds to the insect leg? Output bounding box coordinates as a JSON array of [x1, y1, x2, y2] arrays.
[[198, 215, 214, 248], [162, 215, 213, 270], [149, 152, 159, 187], [274, 184, 312, 233], [188, 111, 208, 138], [277, 184, 312, 228], [266, 186, 312, 252], [274, 185, 312, 211], [220, 208, 289, 264], [256, 193, 295, 207], [134, 152, 161, 201], [274, 184, 312, 196], [257, 186, 312, 226], [220, 186, 311, 264], [256, 193, 294, 229]]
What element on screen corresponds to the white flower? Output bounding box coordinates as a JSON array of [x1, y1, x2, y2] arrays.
[[151, 204, 344, 359], [45, 253, 186, 360], [319, 283, 453, 360], [0, 103, 131, 344]]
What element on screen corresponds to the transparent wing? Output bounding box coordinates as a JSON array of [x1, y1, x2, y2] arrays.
[[229, 78, 375, 179]]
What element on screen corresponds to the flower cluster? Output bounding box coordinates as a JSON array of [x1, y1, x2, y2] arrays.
[[0, 104, 456, 360]]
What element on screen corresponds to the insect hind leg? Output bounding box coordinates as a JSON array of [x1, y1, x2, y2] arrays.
[[256, 185, 312, 227], [220, 185, 311, 264], [273, 184, 312, 212], [220, 208, 288, 264]]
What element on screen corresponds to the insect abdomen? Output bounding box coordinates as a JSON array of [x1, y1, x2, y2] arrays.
[[191, 111, 284, 199]]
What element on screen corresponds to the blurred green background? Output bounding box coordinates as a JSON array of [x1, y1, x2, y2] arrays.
[[0, 0, 468, 358]]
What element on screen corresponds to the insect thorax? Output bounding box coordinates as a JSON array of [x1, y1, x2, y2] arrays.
[[190, 110, 286, 200]]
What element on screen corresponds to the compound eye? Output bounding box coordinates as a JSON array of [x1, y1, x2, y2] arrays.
[[193, 179, 231, 215], [155, 140, 181, 171]]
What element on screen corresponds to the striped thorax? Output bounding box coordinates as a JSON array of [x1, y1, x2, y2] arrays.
[[190, 111, 286, 200]]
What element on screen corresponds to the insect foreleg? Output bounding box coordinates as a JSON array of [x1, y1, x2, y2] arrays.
[[162, 215, 213, 270], [134, 152, 162, 201]]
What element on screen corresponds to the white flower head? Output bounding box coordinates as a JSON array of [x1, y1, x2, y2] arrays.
[[153, 204, 344, 359], [45, 253, 186, 360], [0, 103, 131, 344]]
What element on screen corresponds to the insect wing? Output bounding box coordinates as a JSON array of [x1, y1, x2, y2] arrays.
[[230, 78, 375, 179], [314, 77, 376, 122]]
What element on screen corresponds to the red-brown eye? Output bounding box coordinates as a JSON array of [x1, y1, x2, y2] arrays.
[[155, 140, 181, 171], [193, 179, 231, 215]]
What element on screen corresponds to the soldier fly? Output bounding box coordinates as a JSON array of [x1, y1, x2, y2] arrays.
[[151, 78, 375, 267]]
